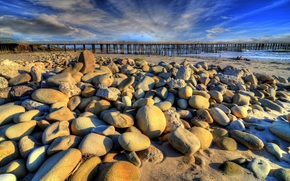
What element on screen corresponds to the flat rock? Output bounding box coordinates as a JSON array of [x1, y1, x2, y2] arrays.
[[31, 88, 69, 104], [46, 72, 76, 87], [135, 76, 155, 91], [26, 145, 49, 172], [71, 116, 107, 137], [103, 111, 134, 128], [118, 132, 151, 151], [13, 109, 41, 123], [96, 86, 120, 101], [47, 135, 82, 155], [0, 140, 20, 167], [188, 95, 209, 109], [46, 106, 75, 122], [18, 135, 42, 158], [168, 127, 201, 156], [31, 148, 81, 181], [0, 104, 25, 126], [5, 120, 37, 141], [209, 107, 230, 126], [78, 133, 113, 156], [219, 161, 244, 175], [21, 99, 50, 113], [215, 137, 237, 151], [42, 121, 70, 144], [8, 73, 31, 86]]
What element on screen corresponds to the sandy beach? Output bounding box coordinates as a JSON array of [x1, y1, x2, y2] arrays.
[[0, 51, 290, 181]]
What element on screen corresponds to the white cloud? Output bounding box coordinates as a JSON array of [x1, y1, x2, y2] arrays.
[[206, 27, 230, 38], [28, 0, 93, 10]]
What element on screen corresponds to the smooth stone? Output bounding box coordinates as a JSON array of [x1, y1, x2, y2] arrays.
[[137, 144, 164, 164], [92, 73, 114, 87], [31, 88, 69, 104], [19, 135, 42, 158], [47, 135, 82, 155], [42, 121, 70, 144], [212, 127, 228, 139], [31, 148, 81, 181], [5, 120, 37, 141], [0, 104, 25, 126], [46, 106, 75, 122], [103, 111, 134, 128], [132, 98, 154, 108], [0, 159, 27, 179], [163, 109, 184, 134], [209, 107, 230, 126], [177, 98, 188, 109], [229, 119, 246, 131], [0, 140, 20, 167], [50, 101, 68, 112], [98, 161, 141, 181], [31, 65, 43, 82], [154, 101, 172, 111], [219, 161, 243, 175], [176, 66, 192, 80], [168, 127, 201, 156], [270, 121, 290, 142], [69, 156, 102, 181], [264, 142, 283, 161], [46, 72, 76, 87], [196, 109, 214, 124], [71, 117, 107, 137], [182, 155, 195, 164], [26, 145, 49, 172], [8, 73, 31, 86], [118, 76, 135, 91], [78, 50, 96, 74], [230, 130, 264, 150], [122, 96, 132, 106], [91, 125, 115, 136], [259, 98, 285, 113], [0, 123, 12, 142], [81, 71, 106, 83], [189, 127, 213, 149], [81, 85, 96, 97], [68, 95, 81, 111], [136, 105, 166, 139], [156, 87, 168, 100], [135, 76, 155, 91], [232, 93, 251, 106], [133, 88, 145, 99], [78, 133, 113, 156], [13, 109, 41, 123], [177, 110, 193, 119], [273, 168, 290, 181], [125, 151, 142, 167], [215, 137, 237, 151], [0, 173, 17, 181], [209, 91, 223, 103], [231, 105, 248, 118], [85, 99, 111, 116], [247, 158, 271, 179], [118, 132, 150, 151], [188, 95, 209, 109]]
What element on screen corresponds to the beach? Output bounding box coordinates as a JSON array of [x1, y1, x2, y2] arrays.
[[0, 50, 290, 181]]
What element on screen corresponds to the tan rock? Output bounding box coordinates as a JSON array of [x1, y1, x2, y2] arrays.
[[231, 105, 248, 118], [42, 121, 70, 144], [5, 121, 37, 141], [189, 127, 213, 149], [19, 135, 41, 158], [178, 86, 193, 100], [71, 116, 107, 137], [46, 106, 75, 122], [0, 104, 25, 126], [118, 132, 151, 151], [0, 159, 27, 179], [47, 135, 82, 155], [209, 107, 230, 126], [188, 95, 209, 109], [0, 140, 20, 167], [103, 111, 134, 128], [78, 50, 96, 74], [13, 109, 41, 123], [85, 99, 111, 116], [31, 88, 69, 104]]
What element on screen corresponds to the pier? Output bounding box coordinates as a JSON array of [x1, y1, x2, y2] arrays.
[[1, 41, 290, 55]]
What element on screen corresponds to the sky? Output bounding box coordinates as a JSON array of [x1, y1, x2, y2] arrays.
[[0, 0, 290, 42]]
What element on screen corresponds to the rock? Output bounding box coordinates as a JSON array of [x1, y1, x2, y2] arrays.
[[91, 125, 115, 136], [18, 135, 41, 158], [78, 50, 95, 74], [230, 130, 264, 150], [273, 168, 290, 181], [0, 159, 27, 179], [81, 85, 96, 97], [182, 155, 195, 164], [103, 111, 134, 128], [68, 95, 81, 111], [26, 145, 49, 172], [85, 99, 111, 116], [125, 151, 142, 167], [96, 86, 120, 101], [118, 76, 135, 91], [229, 119, 245, 131], [46, 72, 76, 87], [209, 91, 223, 103], [135, 76, 155, 91], [42, 121, 70, 144], [231, 105, 248, 118], [98, 161, 141, 181], [0, 104, 25, 126], [215, 137, 237, 151], [270, 121, 290, 142], [188, 95, 209, 109], [137, 144, 164, 164], [31, 88, 69, 104], [189, 127, 213, 149], [232, 93, 250, 106], [47, 135, 82, 155], [59, 82, 81, 98], [8, 73, 31, 86], [13, 109, 41, 123], [31, 65, 43, 83], [247, 158, 271, 179], [92, 73, 114, 87], [78, 133, 113, 156], [245, 73, 258, 85], [177, 98, 188, 109], [168, 127, 201, 155], [5, 120, 37, 141], [118, 132, 151, 151], [175, 66, 191, 80], [31, 148, 81, 181], [219, 161, 243, 175], [209, 107, 230, 126], [259, 98, 285, 113], [0, 77, 8, 88], [136, 105, 166, 138], [168, 79, 187, 89], [0, 59, 30, 79], [69, 156, 102, 181], [163, 110, 184, 133], [46, 106, 75, 122], [264, 142, 283, 161], [21, 99, 50, 113], [0, 173, 17, 181], [0, 140, 20, 167], [178, 86, 193, 100], [71, 116, 107, 137]]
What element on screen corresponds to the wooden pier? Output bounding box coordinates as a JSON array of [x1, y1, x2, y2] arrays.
[[1, 41, 290, 55]]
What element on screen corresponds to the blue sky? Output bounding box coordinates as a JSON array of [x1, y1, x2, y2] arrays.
[[0, 0, 290, 42]]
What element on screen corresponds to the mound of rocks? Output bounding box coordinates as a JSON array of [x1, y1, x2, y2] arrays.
[[0, 50, 289, 180]]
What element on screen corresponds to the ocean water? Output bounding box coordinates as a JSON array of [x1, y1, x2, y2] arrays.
[[181, 50, 290, 62]]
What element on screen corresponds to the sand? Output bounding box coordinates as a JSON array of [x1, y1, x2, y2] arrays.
[[1, 51, 290, 181]]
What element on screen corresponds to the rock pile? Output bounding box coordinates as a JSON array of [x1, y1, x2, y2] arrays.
[[0, 50, 290, 180]]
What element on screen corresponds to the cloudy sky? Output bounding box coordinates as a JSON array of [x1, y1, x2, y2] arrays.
[[0, 0, 290, 42]]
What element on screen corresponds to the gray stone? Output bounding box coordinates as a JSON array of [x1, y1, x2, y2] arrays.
[[270, 121, 290, 142], [96, 86, 120, 101], [21, 99, 50, 113], [273, 168, 290, 181], [230, 130, 264, 150], [247, 158, 271, 179], [26, 145, 49, 172], [8, 73, 31, 86], [46, 72, 76, 87]]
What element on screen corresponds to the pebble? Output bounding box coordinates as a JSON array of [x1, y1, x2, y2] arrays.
[[71, 116, 107, 136], [273, 168, 290, 181], [5, 120, 37, 141], [125, 151, 142, 167], [230, 130, 264, 150], [42, 121, 70, 144], [264, 142, 283, 161], [189, 127, 213, 149], [31, 88, 69, 104], [18, 135, 42, 158], [46, 106, 75, 122], [47, 135, 82, 155], [103, 111, 134, 128], [118, 132, 151, 151], [270, 121, 290, 142], [0, 158, 27, 179], [0, 173, 17, 181], [0, 140, 20, 167], [247, 158, 271, 179], [0, 104, 25, 126], [26, 145, 49, 172], [188, 95, 209, 109], [209, 107, 230, 126], [219, 161, 244, 175]]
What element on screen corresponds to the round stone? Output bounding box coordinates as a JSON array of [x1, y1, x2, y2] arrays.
[[231, 105, 248, 118], [42, 121, 70, 144], [71, 116, 107, 137], [219, 161, 243, 175], [209, 107, 230, 126], [118, 132, 150, 151], [247, 158, 271, 179], [47, 135, 82, 155], [189, 127, 213, 149], [188, 95, 209, 109], [215, 137, 237, 151], [0, 104, 25, 126], [31, 88, 69, 104], [136, 105, 166, 138]]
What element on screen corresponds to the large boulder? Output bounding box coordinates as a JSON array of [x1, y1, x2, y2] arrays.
[[78, 50, 96, 74]]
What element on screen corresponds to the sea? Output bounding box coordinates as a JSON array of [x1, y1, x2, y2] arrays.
[[181, 50, 290, 62]]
